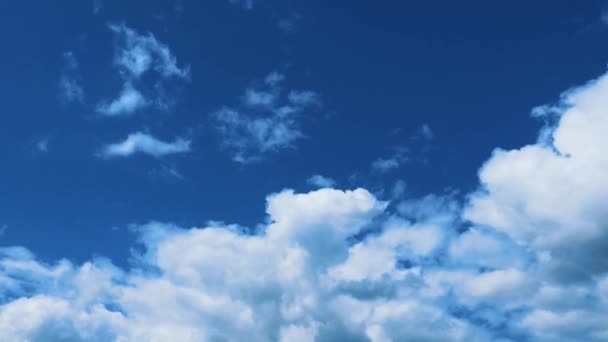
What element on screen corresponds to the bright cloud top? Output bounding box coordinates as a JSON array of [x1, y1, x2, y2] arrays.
[[3, 67, 608, 341], [101, 132, 191, 158]]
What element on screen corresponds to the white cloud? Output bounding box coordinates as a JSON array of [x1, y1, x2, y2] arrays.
[[465, 70, 608, 282], [96, 84, 147, 117], [109, 24, 189, 80], [96, 24, 189, 117], [371, 147, 408, 173], [6, 59, 608, 341], [307, 175, 336, 188], [0, 189, 487, 341], [101, 132, 191, 158], [213, 71, 322, 163]]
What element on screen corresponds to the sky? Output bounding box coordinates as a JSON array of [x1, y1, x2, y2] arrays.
[[1, 0, 608, 341]]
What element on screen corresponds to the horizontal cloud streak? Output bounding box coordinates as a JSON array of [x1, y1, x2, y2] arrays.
[[101, 132, 191, 158]]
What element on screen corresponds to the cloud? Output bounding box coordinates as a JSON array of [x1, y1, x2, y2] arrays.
[[465, 70, 608, 282], [5, 59, 608, 341], [36, 139, 49, 153], [229, 0, 254, 10], [278, 14, 303, 34], [371, 147, 408, 173], [93, 0, 102, 13], [58, 52, 84, 104], [101, 132, 191, 158], [213, 71, 322, 163], [602, 10, 608, 26], [307, 175, 337, 188], [96, 24, 189, 116], [109, 24, 189, 80], [418, 124, 435, 141], [96, 84, 147, 117]]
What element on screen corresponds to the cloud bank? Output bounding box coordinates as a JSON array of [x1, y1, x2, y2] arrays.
[[4, 67, 608, 341]]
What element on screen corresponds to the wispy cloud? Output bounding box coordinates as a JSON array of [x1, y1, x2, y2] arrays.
[[371, 124, 435, 173], [101, 132, 191, 158], [307, 174, 336, 188], [228, 0, 253, 10], [418, 123, 435, 141], [371, 146, 408, 173], [96, 84, 147, 117], [602, 10, 608, 25], [96, 24, 189, 117], [213, 71, 322, 163], [36, 139, 49, 153], [58, 52, 84, 104], [277, 13, 303, 34], [109, 23, 189, 80]]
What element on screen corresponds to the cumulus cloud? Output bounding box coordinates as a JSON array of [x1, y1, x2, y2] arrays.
[[5, 63, 608, 341], [307, 175, 337, 188], [465, 70, 608, 282], [213, 71, 322, 163], [0, 188, 501, 341], [101, 132, 191, 158]]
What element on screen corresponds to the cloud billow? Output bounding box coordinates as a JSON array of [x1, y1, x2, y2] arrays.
[[3, 64, 608, 341]]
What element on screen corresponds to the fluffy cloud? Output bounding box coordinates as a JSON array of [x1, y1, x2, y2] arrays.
[[0, 188, 495, 341], [213, 71, 322, 163], [8, 65, 608, 341], [465, 71, 608, 282], [101, 132, 191, 158]]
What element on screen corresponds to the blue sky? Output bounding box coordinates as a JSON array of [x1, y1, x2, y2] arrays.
[[1, 0, 608, 341]]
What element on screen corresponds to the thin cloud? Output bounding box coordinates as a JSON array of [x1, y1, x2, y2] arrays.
[[96, 84, 147, 117], [371, 146, 408, 173], [58, 52, 84, 104], [307, 174, 337, 188], [213, 71, 322, 163], [101, 132, 191, 158], [96, 24, 189, 117], [228, 0, 253, 10], [109, 23, 189, 80]]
